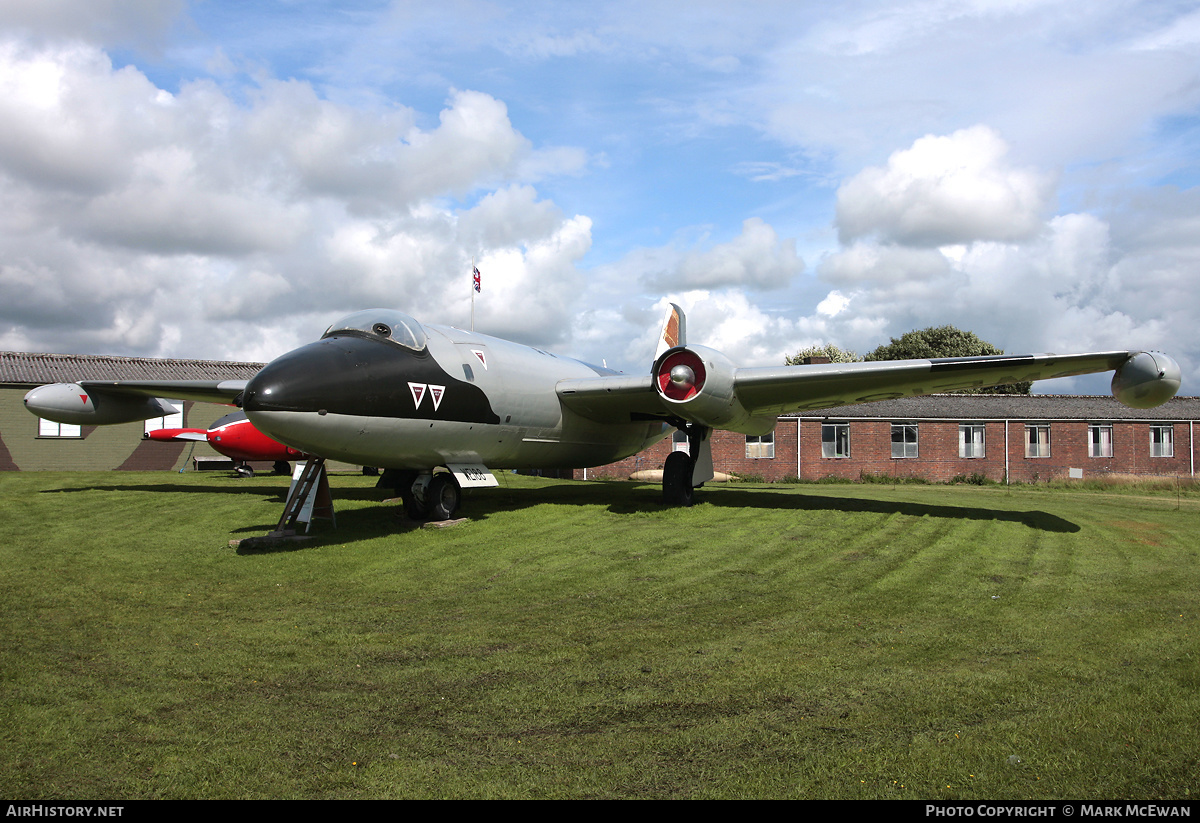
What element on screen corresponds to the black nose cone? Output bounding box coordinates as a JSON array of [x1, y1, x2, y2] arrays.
[[242, 334, 499, 424], [244, 342, 312, 414], [243, 336, 396, 415]]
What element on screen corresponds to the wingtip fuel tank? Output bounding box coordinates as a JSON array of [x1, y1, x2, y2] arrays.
[[1111, 352, 1181, 409], [23, 383, 179, 426]]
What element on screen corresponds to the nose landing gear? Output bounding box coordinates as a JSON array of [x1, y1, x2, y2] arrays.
[[378, 469, 463, 522]]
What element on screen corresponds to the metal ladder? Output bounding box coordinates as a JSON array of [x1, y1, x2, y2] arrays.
[[270, 457, 331, 536]]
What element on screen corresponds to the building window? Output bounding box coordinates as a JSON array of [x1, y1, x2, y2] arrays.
[[144, 401, 184, 435], [959, 423, 985, 458], [822, 423, 850, 458], [1088, 424, 1113, 458], [1150, 425, 1174, 458], [38, 419, 81, 438], [746, 432, 774, 459], [671, 429, 690, 455], [891, 423, 918, 458], [1025, 424, 1050, 458]]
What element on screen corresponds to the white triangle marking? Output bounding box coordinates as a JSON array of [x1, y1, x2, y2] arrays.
[[408, 382, 427, 409]]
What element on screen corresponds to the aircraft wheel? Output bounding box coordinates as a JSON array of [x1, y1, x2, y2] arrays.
[[427, 474, 461, 521], [662, 451, 694, 507], [404, 495, 431, 521], [235, 464, 255, 478], [273, 461, 291, 475]]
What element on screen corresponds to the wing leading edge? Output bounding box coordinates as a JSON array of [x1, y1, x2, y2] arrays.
[[76, 379, 250, 405], [731, 351, 1139, 414]]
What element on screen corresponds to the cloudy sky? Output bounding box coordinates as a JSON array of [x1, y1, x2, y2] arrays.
[[1, 0, 1197, 394]]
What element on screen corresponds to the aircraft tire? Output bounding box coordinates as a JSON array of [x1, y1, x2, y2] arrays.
[[403, 495, 430, 521], [273, 461, 291, 475], [235, 464, 255, 478], [427, 474, 461, 521], [662, 450, 694, 507]]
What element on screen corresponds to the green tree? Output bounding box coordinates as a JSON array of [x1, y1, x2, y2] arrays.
[[785, 343, 862, 365], [864, 325, 1032, 394]]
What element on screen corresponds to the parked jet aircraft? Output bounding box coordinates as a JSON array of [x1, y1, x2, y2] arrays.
[[23, 304, 1181, 520], [145, 410, 305, 476]]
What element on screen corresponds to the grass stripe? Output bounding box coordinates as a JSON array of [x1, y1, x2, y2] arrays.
[[1, 472, 1196, 798]]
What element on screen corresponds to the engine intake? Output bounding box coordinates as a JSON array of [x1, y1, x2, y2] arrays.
[[651, 345, 773, 434], [655, 349, 706, 401]]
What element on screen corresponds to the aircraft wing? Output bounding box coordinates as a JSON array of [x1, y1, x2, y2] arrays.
[[730, 351, 1135, 414], [557, 350, 1180, 432], [24, 379, 249, 426], [555, 374, 661, 421], [76, 379, 249, 405]]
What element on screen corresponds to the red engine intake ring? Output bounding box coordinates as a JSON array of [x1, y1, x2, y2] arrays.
[[655, 349, 707, 402]]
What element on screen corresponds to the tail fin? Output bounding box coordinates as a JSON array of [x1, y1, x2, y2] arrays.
[[654, 302, 686, 361]]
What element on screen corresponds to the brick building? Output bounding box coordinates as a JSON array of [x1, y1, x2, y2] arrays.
[[583, 394, 1199, 484]]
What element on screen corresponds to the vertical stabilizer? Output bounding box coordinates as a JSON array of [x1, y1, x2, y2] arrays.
[[654, 302, 686, 361]]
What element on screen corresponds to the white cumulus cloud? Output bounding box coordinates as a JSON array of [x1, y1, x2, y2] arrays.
[[835, 125, 1055, 247], [642, 217, 804, 291], [0, 36, 594, 361]]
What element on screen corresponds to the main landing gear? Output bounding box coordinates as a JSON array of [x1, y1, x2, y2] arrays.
[[663, 450, 695, 506], [378, 469, 463, 522], [235, 461, 291, 478], [662, 422, 713, 507]]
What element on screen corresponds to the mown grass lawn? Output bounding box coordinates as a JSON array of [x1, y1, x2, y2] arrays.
[[1, 471, 1197, 799]]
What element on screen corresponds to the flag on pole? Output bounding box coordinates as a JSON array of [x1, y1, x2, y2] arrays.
[[472, 266, 481, 293]]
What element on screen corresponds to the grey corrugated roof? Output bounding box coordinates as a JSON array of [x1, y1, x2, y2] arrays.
[[0, 351, 264, 385], [785, 393, 1200, 421]]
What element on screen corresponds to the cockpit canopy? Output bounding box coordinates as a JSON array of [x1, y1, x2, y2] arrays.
[[321, 309, 427, 351]]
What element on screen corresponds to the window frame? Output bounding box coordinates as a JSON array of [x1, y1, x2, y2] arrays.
[[1150, 424, 1174, 458], [1088, 423, 1113, 458], [745, 431, 775, 459], [890, 422, 918, 459], [958, 423, 985, 459], [1025, 423, 1051, 458], [821, 422, 850, 458], [37, 419, 82, 438]]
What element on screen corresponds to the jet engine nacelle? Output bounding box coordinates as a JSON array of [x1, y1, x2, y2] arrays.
[[23, 383, 179, 426], [652, 345, 774, 435], [1111, 352, 1181, 409]]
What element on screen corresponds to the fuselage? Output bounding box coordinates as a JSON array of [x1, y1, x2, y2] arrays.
[[241, 309, 669, 470]]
